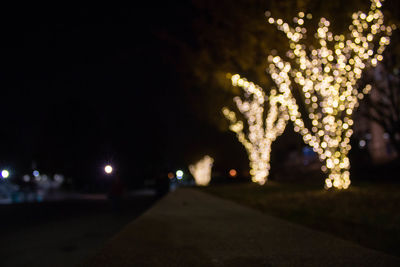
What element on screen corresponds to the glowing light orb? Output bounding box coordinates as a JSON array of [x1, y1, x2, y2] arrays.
[[1, 169, 9, 179], [33, 170, 40, 177], [189, 155, 214, 186], [104, 165, 113, 174], [167, 172, 174, 179], [359, 140, 366, 148], [176, 170, 183, 180], [229, 169, 237, 177]]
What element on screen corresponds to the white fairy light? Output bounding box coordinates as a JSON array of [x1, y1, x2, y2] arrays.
[[223, 74, 289, 185], [265, 0, 393, 189]]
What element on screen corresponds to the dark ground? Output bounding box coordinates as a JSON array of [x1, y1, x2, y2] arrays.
[[86, 188, 400, 267], [203, 180, 400, 257], [0, 192, 158, 267]]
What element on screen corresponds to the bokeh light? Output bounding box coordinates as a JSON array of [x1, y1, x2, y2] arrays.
[[189, 155, 214, 186], [265, 0, 393, 189], [223, 74, 289, 185], [104, 165, 113, 174], [176, 170, 183, 180], [1, 169, 10, 179], [23, 175, 30, 182], [229, 169, 237, 177]]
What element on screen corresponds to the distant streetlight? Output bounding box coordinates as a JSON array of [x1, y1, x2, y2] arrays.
[[1, 169, 10, 179], [104, 165, 113, 174], [176, 170, 183, 180]]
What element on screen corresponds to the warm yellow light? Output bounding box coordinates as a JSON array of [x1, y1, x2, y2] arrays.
[[265, 0, 392, 189], [223, 74, 289, 185], [189, 155, 214, 186]]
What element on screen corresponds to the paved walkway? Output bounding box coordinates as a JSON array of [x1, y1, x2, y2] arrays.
[[86, 188, 400, 266]]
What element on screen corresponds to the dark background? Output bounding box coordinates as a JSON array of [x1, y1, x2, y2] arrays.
[[0, 2, 249, 189], [1, 1, 398, 190]]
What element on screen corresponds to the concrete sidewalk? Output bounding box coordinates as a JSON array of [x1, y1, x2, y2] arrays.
[[86, 188, 400, 266]]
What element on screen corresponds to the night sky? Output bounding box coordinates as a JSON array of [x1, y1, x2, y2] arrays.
[[0, 2, 248, 187]]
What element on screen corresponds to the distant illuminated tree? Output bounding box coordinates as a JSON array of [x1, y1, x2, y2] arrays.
[[189, 155, 214, 186], [222, 74, 289, 185], [265, 0, 394, 189]]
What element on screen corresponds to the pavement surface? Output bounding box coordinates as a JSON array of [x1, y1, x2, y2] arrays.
[[87, 188, 400, 267], [0, 190, 158, 267]]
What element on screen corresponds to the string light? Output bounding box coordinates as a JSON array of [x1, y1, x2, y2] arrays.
[[223, 74, 289, 185], [265, 0, 393, 189], [189, 155, 214, 186]]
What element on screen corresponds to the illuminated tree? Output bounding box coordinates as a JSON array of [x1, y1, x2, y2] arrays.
[[265, 0, 394, 189], [189, 155, 214, 186], [222, 74, 289, 185]]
